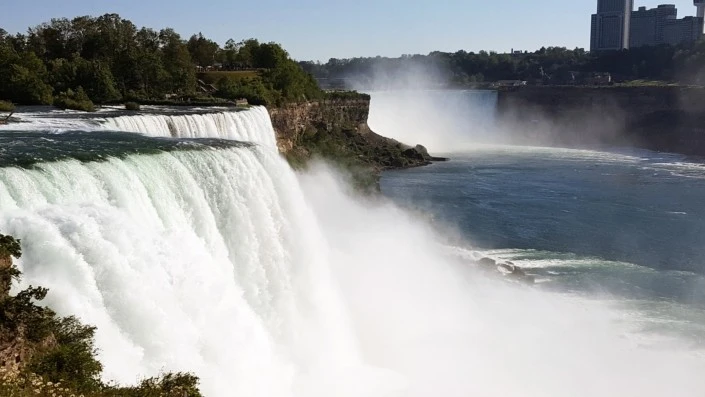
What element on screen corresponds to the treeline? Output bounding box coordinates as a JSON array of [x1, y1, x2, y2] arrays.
[[0, 14, 322, 108], [301, 42, 705, 87]]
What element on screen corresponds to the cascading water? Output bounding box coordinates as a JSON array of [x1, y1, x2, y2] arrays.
[[102, 107, 277, 146], [1, 106, 705, 396]]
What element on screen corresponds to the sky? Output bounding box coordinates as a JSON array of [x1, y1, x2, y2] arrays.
[[1, 0, 698, 61]]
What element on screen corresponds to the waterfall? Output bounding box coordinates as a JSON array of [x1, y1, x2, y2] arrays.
[[102, 107, 277, 147], [0, 145, 365, 397], [1, 105, 705, 397]]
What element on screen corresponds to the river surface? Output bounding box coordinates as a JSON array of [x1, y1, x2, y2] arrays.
[[376, 90, 705, 351]]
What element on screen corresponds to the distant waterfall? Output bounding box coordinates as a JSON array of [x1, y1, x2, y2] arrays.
[[102, 106, 277, 147]]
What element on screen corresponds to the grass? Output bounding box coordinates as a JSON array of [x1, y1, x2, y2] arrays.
[[616, 80, 679, 87]]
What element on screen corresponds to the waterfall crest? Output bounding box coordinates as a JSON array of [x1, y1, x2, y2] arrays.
[[102, 107, 277, 147]]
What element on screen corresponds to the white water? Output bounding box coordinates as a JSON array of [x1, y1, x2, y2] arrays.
[[1, 106, 276, 147], [102, 107, 277, 146], [0, 108, 704, 396]]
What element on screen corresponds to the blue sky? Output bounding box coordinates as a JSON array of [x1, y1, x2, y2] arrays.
[[1, 0, 697, 61]]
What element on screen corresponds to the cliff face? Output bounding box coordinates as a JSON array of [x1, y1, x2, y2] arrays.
[[496, 86, 705, 155], [269, 99, 439, 176]]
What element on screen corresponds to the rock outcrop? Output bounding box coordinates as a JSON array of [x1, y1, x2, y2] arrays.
[[269, 98, 445, 172]]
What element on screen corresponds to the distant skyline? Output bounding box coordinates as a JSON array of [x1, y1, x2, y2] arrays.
[[0, 0, 698, 61]]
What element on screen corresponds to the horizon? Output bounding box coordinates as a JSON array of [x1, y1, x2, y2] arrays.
[[1, 0, 699, 61]]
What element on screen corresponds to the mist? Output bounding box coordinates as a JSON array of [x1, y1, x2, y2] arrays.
[[298, 162, 705, 397]]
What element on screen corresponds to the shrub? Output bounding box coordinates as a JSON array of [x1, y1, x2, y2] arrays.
[[124, 101, 141, 111], [0, 101, 15, 113], [54, 87, 96, 112], [27, 316, 103, 393]]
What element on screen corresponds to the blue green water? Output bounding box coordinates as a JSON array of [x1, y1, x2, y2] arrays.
[[381, 145, 705, 347]]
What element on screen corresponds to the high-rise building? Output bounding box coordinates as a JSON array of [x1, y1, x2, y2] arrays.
[[591, 0, 635, 51], [628, 3, 703, 48], [630, 5, 677, 47], [663, 16, 704, 45]]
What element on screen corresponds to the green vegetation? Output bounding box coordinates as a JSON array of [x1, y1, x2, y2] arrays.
[[0, 100, 14, 113], [302, 40, 705, 86], [324, 90, 371, 101], [53, 87, 96, 112], [199, 70, 260, 84], [0, 233, 203, 397], [0, 18, 322, 108], [124, 101, 141, 111]]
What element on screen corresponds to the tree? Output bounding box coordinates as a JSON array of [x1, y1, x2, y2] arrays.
[[160, 29, 196, 94], [187, 33, 219, 68]]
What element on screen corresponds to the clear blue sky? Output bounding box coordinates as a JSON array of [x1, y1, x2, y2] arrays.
[[1, 0, 698, 61]]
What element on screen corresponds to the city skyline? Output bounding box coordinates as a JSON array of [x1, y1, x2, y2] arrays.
[[0, 0, 701, 61], [591, 0, 703, 51]]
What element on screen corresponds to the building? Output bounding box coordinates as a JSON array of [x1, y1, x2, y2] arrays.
[[630, 5, 677, 47], [629, 4, 704, 47], [663, 16, 704, 45], [593, 1, 705, 50], [591, 0, 635, 51]]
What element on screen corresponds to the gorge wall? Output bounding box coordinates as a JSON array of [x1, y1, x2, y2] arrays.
[[497, 86, 705, 156]]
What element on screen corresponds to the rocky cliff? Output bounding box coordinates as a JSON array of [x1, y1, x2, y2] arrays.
[[269, 99, 443, 182], [496, 86, 705, 155]]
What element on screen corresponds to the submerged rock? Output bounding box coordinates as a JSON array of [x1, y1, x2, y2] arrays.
[[474, 257, 535, 285]]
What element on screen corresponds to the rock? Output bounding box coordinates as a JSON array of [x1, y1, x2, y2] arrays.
[[477, 257, 497, 270], [414, 144, 430, 157], [402, 148, 425, 161]]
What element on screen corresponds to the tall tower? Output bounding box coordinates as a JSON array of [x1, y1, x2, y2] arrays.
[[696, 0, 705, 34], [696, 0, 705, 18]]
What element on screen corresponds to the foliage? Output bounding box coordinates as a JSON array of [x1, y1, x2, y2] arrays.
[[324, 90, 371, 101], [124, 101, 141, 111], [27, 316, 103, 393], [188, 33, 220, 68], [216, 76, 274, 105], [0, 234, 21, 258], [302, 40, 705, 86], [54, 87, 96, 112], [0, 14, 322, 106], [0, 100, 14, 113], [105, 372, 203, 397]]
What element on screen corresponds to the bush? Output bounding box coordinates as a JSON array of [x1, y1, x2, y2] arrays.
[[0, 100, 15, 113], [124, 101, 141, 111], [54, 87, 96, 112], [27, 316, 103, 393]]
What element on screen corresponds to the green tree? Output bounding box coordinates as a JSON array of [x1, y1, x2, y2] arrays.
[[187, 33, 219, 68]]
